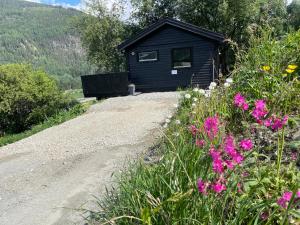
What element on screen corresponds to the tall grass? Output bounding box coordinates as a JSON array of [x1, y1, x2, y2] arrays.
[[87, 30, 300, 225]]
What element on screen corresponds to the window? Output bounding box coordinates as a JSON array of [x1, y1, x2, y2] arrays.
[[138, 51, 158, 62], [172, 48, 192, 68]]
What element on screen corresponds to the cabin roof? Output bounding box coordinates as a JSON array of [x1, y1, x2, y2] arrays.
[[118, 18, 225, 50]]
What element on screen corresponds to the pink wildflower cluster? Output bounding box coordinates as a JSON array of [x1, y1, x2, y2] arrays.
[[277, 190, 300, 208], [252, 100, 268, 123], [196, 139, 205, 148], [197, 133, 253, 195], [197, 178, 226, 195], [233, 93, 288, 131], [264, 115, 289, 131], [204, 116, 219, 139], [234, 93, 249, 110], [189, 125, 198, 136]]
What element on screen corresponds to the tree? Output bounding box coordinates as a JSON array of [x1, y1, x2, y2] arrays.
[[288, 0, 300, 30], [77, 0, 127, 72], [130, 0, 288, 46]]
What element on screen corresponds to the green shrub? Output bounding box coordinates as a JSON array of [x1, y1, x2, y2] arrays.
[[232, 30, 300, 114], [0, 64, 76, 134]]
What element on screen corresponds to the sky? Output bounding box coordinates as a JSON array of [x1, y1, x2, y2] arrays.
[[24, 0, 294, 13]]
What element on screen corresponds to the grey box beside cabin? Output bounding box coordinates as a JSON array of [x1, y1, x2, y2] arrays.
[[119, 18, 225, 92]]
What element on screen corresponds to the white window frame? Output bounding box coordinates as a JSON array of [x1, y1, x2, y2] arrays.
[[138, 51, 158, 62]]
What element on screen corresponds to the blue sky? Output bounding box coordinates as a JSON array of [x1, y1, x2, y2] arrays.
[[25, 0, 85, 10]]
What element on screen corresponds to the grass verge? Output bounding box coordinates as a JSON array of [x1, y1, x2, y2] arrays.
[[0, 100, 96, 147]]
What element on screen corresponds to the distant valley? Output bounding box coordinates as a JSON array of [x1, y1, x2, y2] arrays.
[[0, 0, 94, 89]]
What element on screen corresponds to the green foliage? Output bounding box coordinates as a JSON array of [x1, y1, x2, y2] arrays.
[[0, 102, 92, 147], [130, 0, 288, 46], [232, 30, 300, 113], [0, 64, 76, 134], [77, 2, 128, 72], [0, 0, 95, 89], [288, 0, 300, 30], [86, 31, 300, 225]]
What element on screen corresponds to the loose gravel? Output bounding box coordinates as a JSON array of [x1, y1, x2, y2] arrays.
[[0, 92, 179, 225]]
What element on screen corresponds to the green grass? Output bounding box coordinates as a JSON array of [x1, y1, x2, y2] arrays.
[[0, 100, 95, 147], [65, 89, 84, 99], [86, 30, 300, 225]]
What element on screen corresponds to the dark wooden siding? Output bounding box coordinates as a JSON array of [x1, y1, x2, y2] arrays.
[[126, 25, 218, 91], [81, 72, 128, 98]]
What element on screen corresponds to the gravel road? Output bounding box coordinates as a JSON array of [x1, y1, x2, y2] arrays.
[[0, 92, 179, 225]]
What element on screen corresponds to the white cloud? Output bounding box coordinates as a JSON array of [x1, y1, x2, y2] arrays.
[[24, 0, 42, 3], [24, 0, 86, 11]]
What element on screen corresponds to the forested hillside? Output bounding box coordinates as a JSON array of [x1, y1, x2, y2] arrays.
[[0, 0, 94, 89]]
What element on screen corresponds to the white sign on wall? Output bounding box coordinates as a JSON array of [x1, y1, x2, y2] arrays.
[[171, 70, 178, 75]]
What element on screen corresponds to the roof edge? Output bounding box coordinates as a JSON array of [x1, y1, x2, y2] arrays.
[[118, 18, 225, 50]]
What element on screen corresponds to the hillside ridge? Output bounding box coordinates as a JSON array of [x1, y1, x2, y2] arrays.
[[0, 0, 94, 89]]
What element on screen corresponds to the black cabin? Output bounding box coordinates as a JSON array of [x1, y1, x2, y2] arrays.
[[119, 18, 225, 92]]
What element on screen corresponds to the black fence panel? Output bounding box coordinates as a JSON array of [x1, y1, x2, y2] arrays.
[[81, 72, 129, 98]]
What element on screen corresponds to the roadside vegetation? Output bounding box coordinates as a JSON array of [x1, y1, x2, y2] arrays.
[[0, 64, 94, 147], [87, 30, 300, 224]]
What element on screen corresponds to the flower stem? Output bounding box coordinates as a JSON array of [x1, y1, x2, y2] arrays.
[[276, 127, 285, 186]]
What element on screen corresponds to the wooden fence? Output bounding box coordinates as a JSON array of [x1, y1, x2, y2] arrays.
[[81, 72, 129, 98]]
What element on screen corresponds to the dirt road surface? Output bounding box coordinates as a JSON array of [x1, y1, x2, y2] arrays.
[[0, 92, 179, 225]]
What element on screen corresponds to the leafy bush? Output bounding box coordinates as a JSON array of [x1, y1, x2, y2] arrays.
[[0, 64, 76, 134], [232, 30, 300, 114]]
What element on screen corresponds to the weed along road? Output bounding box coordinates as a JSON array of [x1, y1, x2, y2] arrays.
[[0, 92, 179, 225]]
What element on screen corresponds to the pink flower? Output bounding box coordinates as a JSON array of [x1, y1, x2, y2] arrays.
[[212, 159, 224, 174], [261, 212, 269, 221], [264, 118, 272, 127], [277, 191, 293, 208], [232, 152, 244, 164], [239, 139, 253, 151], [224, 135, 236, 156], [291, 152, 298, 161], [209, 147, 221, 160], [189, 125, 198, 136], [242, 171, 249, 177], [197, 179, 208, 195], [204, 116, 219, 139], [255, 100, 266, 110], [242, 103, 249, 110], [225, 160, 235, 170], [252, 100, 268, 121], [237, 183, 243, 193], [196, 139, 205, 148], [264, 115, 289, 131], [297, 190, 300, 198], [234, 93, 249, 111], [212, 182, 226, 193]]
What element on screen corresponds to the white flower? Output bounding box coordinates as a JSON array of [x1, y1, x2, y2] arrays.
[[192, 103, 196, 107], [193, 97, 198, 102], [185, 93, 191, 99], [209, 85, 215, 90], [163, 123, 168, 128], [173, 104, 178, 108], [167, 115, 172, 119], [210, 82, 217, 87], [198, 89, 205, 95], [193, 87, 199, 92], [226, 78, 233, 83], [173, 132, 180, 137], [224, 82, 231, 88], [205, 90, 211, 98], [175, 120, 181, 125], [165, 119, 171, 123]]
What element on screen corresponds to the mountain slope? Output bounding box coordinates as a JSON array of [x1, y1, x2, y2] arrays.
[[0, 0, 94, 89]]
